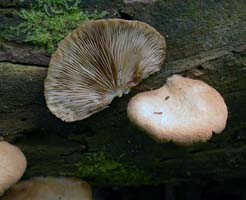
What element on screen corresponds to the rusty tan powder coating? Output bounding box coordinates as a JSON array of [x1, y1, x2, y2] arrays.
[[44, 19, 166, 122]]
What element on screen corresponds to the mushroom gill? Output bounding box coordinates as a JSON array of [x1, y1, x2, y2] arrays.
[[44, 19, 166, 122]]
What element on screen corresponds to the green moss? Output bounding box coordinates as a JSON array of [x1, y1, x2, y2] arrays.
[[76, 152, 153, 186], [5, 0, 107, 53]]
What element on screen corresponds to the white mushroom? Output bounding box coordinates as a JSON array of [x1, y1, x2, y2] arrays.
[[45, 19, 166, 122], [127, 75, 228, 145], [0, 141, 27, 196], [1, 177, 92, 200]]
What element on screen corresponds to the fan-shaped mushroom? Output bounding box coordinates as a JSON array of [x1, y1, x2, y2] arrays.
[[127, 75, 228, 145], [45, 19, 166, 122], [0, 142, 26, 196], [1, 177, 92, 200]]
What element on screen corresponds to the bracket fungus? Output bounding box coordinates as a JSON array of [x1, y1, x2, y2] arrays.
[[1, 177, 92, 200], [127, 75, 228, 145], [0, 142, 27, 196], [45, 19, 166, 122]]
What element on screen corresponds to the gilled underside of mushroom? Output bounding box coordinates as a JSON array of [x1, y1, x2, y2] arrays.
[[45, 19, 166, 122]]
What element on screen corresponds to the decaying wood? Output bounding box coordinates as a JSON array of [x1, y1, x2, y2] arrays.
[[0, 45, 245, 186], [0, 41, 50, 67]]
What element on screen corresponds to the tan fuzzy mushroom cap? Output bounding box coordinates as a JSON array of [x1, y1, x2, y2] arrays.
[[127, 75, 228, 145], [0, 142, 27, 196], [1, 177, 92, 200], [45, 19, 166, 122]]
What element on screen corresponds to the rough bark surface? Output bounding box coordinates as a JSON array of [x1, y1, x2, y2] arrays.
[[0, 0, 246, 187]]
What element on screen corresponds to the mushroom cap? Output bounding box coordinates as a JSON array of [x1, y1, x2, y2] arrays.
[[127, 75, 228, 145], [45, 19, 166, 122], [1, 177, 92, 200], [0, 142, 27, 195]]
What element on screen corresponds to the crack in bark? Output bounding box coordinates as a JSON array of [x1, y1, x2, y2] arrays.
[[226, 88, 246, 94]]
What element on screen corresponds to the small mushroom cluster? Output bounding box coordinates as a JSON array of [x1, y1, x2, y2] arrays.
[[0, 17, 229, 199], [44, 18, 228, 145], [0, 142, 93, 199], [1, 19, 167, 199]]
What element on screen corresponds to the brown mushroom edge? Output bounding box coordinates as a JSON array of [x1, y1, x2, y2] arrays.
[[127, 75, 228, 146]]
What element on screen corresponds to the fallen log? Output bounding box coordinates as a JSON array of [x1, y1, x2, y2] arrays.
[[1, 0, 246, 187], [0, 45, 245, 186]]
